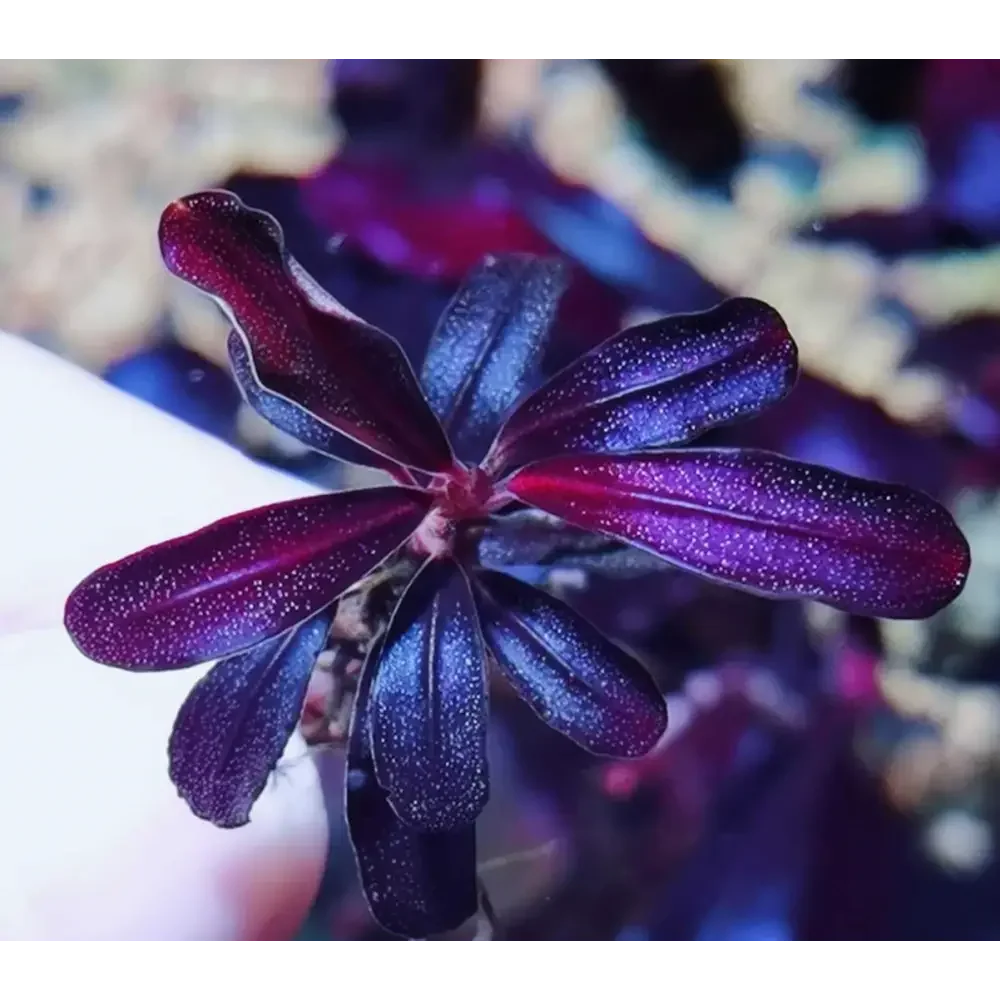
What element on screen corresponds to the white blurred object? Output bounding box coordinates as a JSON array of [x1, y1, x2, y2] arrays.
[[0, 332, 328, 939], [923, 809, 993, 876]]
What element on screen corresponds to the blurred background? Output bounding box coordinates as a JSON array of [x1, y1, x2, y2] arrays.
[[2, 59, 999, 939]]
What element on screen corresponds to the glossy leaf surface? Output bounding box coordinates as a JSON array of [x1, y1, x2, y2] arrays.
[[487, 298, 796, 475], [160, 190, 453, 472], [420, 254, 566, 463], [168, 608, 334, 828], [65, 487, 430, 669], [475, 570, 667, 757], [346, 633, 477, 938], [509, 450, 970, 618], [227, 330, 398, 471], [371, 559, 489, 831], [477, 509, 667, 578]]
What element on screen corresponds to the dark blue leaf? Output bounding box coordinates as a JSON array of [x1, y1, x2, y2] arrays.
[[497, 146, 722, 312], [477, 510, 668, 579], [227, 330, 394, 470], [420, 254, 567, 464], [167, 607, 334, 828], [474, 570, 667, 757], [486, 297, 797, 476], [346, 632, 478, 938], [371, 558, 489, 831], [104, 342, 240, 442]]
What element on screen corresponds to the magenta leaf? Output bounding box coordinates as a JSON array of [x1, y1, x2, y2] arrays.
[[474, 570, 667, 757], [64, 487, 430, 670], [477, 509, 667, 578], [168, 607, 334, 828], [485, 298, 797, 476], [370, 558, 489, 831], [227, 330, 401, 472], [159, 190, 454, 473], [420, 254, 567, 463], [508, 450, 971, 619], [347, 632, 478, 938]]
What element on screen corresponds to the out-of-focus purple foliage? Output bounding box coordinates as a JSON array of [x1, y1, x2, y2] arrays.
[[191, 59, 726, 472], [920, 61, 1000, 239], [909, 318, 1000, 451], [65, 188, 970, 939], [332, 60, 482, 157], [808, 61, 1000, 251], [728, 374, 954, 496]]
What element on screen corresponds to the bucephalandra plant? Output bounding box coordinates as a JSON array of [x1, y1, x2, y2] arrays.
[[64, 191, 970, 938]]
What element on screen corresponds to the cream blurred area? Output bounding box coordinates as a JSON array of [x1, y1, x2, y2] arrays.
[[2, 60, 987, 411], [0, 56, 545, 371], [1, 58, 997, 888], [0, 59, 336, 369]]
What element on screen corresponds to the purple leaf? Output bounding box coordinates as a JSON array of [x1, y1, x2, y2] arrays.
[[485, 298, 797, 476], [227, 331, 400, 472], [370, 558, 489, 831], [420, 254, 567, 463], [508, 450, 971, 619], [474, 570, 667, 757], [332, 60, 482, 155], [168, 607, 334, 829], [477, 509, 667, 578], [64, 487, 430, 670], [159, 191, 454, 473], [347, 632, 478, 938]]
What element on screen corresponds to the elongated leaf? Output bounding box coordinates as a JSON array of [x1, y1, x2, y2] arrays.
[[370, 558, 489, 831], [486, 298, 797, 475], [159, 190, 454, 473], [64, 487, 430, 669], [227, 330, 400, 472], [477, 509, 667, 578], [168, 607, 334, 828], [420, 254, 567, 463], [347, 633, 478, 938], [508, 450, 970, 619], [474, 570, 667, 757]]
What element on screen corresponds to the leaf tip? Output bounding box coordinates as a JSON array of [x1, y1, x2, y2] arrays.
[[63, 569, 127, 669], [904, 509, 972, 619], [614, 689, 669, 759], [157, 188, 284, 286]]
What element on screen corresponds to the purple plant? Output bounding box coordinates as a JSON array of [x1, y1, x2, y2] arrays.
[[64, 191, 970, 938]]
